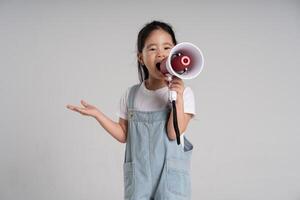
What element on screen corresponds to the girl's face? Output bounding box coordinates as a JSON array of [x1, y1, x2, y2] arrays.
[[139, 29, 175, 81]]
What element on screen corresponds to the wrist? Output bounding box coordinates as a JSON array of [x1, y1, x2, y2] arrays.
[[176, 94, 184, 102], [94, 110, 102, 120], [175, 96, 184, 108]]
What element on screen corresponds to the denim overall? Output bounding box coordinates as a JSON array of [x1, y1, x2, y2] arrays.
[[123, 84, 194, 200]]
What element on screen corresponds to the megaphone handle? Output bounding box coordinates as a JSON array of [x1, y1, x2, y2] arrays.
[[167, 74, 177, 101], [172, 100, 181, 145], [169, 90, 177, 101], [166, 75, 181, 145]]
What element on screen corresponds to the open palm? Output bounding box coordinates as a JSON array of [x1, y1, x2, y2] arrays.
[[66, 100, 99, 118]]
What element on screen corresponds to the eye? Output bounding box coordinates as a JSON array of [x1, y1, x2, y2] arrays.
[[164, 47, 171, 50]]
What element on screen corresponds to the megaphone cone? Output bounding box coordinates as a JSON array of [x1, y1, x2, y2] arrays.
[[159, 42, 204, 80]]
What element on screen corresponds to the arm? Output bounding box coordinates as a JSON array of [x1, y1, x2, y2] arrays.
[[167, 96, 193, 140], [94, 112, 128, 143], [166, 77, 193, 140], [66, 100, 128, 143]]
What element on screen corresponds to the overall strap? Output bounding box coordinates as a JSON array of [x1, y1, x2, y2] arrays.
[[127, 84, 141, 110], [124, 84, 141, 163]]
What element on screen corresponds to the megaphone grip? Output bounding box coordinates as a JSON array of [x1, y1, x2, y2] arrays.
[[172, 100, 181, 145]]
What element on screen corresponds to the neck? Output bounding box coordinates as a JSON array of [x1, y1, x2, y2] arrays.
[[145, 78, 167, 90]]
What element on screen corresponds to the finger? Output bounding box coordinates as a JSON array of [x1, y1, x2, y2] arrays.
[[67, 105, 84, 113], [81, 100, 89, 107], [172, 76, 183, 81], [169, 81, 182, 88], [169, 85, 182, 92], [74, 107, 88, 115], [170, 85, 184, 92], [169, 82, 184, 89], [66, 105, 77, 110], [170, 79, 184, 85], [169, 81, 181, 86]]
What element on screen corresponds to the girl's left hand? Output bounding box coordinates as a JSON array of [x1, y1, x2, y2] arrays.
[[168, 76, 185, 97]]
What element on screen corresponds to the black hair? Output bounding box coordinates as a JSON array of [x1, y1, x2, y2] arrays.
[[137, 21, 177, 83]]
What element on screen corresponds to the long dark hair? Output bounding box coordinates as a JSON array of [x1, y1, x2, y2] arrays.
[[137, 21, 178, 83]]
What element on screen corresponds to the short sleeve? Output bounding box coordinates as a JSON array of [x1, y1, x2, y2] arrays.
[[183, 86, 196, 117], [116, 87, 130, 120]]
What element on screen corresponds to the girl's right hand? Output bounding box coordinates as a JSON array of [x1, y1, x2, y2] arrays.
[[66, 100, 100, 118]]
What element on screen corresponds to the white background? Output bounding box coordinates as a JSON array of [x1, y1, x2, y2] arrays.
[[0, 0, 299, 199]]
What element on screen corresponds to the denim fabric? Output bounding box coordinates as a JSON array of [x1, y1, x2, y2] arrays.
[[123, 84, 193, 200]]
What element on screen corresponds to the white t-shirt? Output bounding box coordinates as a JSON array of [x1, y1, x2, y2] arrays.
[[116, 81, 196, 147]]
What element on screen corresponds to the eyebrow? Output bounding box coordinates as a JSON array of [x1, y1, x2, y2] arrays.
[[146, 42, 173, 48]]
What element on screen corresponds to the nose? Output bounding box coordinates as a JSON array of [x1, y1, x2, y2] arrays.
[[157, 49, 167, 59]]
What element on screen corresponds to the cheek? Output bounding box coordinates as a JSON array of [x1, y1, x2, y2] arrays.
[[144, 54, 155, 63], [142, 53, 150, 62]]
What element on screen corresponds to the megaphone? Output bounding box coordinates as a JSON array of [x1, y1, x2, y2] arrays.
[[158, 42, 204, 146], [158, 42, 204, 101]]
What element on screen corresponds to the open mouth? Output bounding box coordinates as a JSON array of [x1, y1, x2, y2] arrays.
[[156, 62, 161, 71]]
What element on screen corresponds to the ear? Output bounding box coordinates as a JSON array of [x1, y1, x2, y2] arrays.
[[137, 53, 144, 65]]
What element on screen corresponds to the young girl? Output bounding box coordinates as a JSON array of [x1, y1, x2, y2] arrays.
[[66, 21, 196, 200]]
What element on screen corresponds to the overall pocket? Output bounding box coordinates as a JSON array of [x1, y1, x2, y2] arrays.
[[123, 161, 135, 199], [166, 158, 191, 197]]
